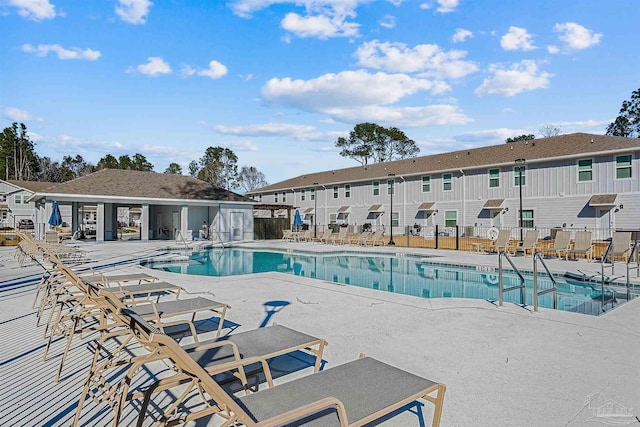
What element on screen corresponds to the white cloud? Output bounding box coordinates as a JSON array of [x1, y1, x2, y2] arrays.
[[455, 128, 529, 145], [281, 12, 359, 38], [226, 140, 259, 151], [262, 70, 434, 110], [452, 28, 472, 43], [323, 104, 472, 127], [260, 69, 470, 126], [354, 40, 478, 79], [546, 45, 559, 54], [379, 14, 395, 29], [500, 26, 535, 51], [553, 22, 602, 51], [21, 43, 101, 60], [9, 0, 56, 21], [3, 107, 43, 122], [54, 134, 125, 152], [556, 119, 610, 130], [475, 60, 552, 97], [131, 57, 172, 76], [435, 0, 459, 13], [181, 61, 228, 79], [116, 0, 153, 24], [215, 123, 317, 137]]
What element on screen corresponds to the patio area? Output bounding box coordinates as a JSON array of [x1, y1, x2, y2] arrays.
[[1, 240, 640, 426]]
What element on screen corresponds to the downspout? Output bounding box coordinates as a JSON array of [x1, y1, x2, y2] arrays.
[[399, 175, 406, 231], [459, 169, 465, 228], [322, 185, 327, 229]]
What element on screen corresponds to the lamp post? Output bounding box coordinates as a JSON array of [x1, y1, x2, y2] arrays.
[[388, 173, 395, 246], [313, 182, 318, 239], [515, 158, 525, 244]]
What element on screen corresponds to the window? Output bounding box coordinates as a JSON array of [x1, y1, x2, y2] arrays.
[[521, 210, 534, 228], [577, 159, 592, 182], [311, 188, 315, 201], [14, 194, 23, 204], [387, 179, 394, 195], [616, 155, 632, 179], [258, 194, 262, 202], [0, 211, 6, 221], [489, 169, 500, 188], [301, 190, 305, 201], [373, 181, 379, 196], [443, 174, 452, 191], [345, 184, 350, 198], [514, 166, 526, 186], [422, 176, 430, 192], [444, 211, 457, 227], [391, 212, 399, 227], [282, 192, 286, 203], [333, 186, 338, 199], [329, 213, 337, 224], [274, 193, 278, 203]]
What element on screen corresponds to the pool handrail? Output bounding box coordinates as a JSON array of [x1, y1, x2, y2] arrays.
[[532, 252, 558, 312], [498, 251, 526, 307]]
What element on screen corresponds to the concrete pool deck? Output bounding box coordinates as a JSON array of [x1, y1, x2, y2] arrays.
[[1, 240, 639, 426]]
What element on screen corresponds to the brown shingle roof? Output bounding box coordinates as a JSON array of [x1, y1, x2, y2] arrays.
[[589, 194, 618, 207], [37, 169, 253, 202], [337, 205, 350, 212], [8, 180, 59, 193], [417, 202, 436, 211], [251, 133, 640, 193], [368, 204, 383, 212], [483, 199, 505, 209]]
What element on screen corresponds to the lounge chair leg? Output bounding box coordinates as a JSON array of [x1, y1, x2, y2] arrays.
[[431, 384, 447, 427], [55, 316, 78, 382]]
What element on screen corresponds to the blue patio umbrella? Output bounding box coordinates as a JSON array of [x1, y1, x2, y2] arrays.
[[293, 209, 303, 229], [48, 201, 63, 227]]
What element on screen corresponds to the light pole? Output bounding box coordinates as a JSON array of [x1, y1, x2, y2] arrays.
[[313, 182, 318, 239], [515, 158, 525, 244], [388, 173, 395, 246]]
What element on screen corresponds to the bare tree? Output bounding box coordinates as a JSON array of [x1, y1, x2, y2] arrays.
[[539, 124, 561, 138], [238, 166, 268, 193]]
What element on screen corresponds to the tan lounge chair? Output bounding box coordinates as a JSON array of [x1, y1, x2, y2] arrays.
[[512, 230, 539, 256], [364, 229, 386, 246], [75, 302, 328, 427], [312, 229, 333, 243], [328, 227, 349, 244], [349, 231, 371, 245], [482, 229, 512, 253], [611, 231, 632, 261], [121, 310, 447, 427], [567, 231, 593, 261], [541, 230, 572, 259]]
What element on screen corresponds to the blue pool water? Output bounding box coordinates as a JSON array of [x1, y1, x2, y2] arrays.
[[146, 247, 620, 315]]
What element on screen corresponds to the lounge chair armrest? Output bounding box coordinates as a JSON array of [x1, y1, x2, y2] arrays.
[[255, 396, 349, 427]]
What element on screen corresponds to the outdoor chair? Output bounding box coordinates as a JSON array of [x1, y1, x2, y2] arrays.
[[74, 302, 327, 427], [364, 229, 386, 246], [349, 231, 370, 245], [611, 231, 632, 261], [328, 227, 349, 244], [482, 229, 512, 253], [541, 230, 572, 259], [121, 310, 447, 427], [512, 230, 539, 256], [312, 229, 332, 243], [567, 231, 593, 261]]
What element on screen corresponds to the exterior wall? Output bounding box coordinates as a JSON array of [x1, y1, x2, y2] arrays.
[[0, 181, 35, 228], [256, 151, 638, 234]]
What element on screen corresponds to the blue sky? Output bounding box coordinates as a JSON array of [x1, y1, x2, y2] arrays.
[[2, 0, 639, 186]]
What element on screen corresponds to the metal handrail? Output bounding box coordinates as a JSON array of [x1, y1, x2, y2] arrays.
[[532, 252, 558, 312], [498, 251, 526, 307], [174, 229, 188, 249], [627, 241, 639, 290], [209, 228, 225, 249]]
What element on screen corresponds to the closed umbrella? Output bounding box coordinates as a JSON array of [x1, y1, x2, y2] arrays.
[[48, 201, 63, 228], [293, 209, 303, 230]]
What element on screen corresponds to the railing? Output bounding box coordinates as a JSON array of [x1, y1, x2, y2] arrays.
[[174, 229, 188, 249], [627, 241, 639, 290], [209, 228, 225, 249], [532, 252, 557, 312], [498, 251, 526, 307]]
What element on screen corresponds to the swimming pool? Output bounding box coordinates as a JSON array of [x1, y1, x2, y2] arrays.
[[145, 247, 622, 315]]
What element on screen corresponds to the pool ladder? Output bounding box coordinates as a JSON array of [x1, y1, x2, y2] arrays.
[[497, 251, 557, 312]]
